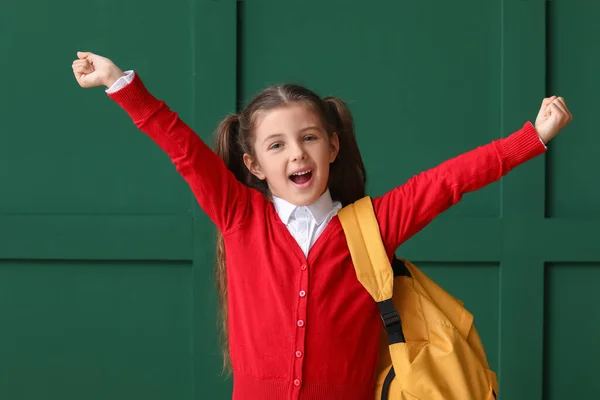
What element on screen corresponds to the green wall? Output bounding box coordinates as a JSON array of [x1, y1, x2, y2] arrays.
[[0, 0, 597, 399]]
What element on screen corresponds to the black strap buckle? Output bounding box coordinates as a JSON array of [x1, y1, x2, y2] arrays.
[[377, 299, 405, 344], [381, 309, 401, 330]]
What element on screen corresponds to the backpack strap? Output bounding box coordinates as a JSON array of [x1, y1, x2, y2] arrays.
[[338, 196, 393, 302], [338, 196, 405, 345], [339, 196, 412, 397]]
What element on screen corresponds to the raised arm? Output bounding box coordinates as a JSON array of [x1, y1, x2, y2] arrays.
[[72, 52, 253, 234], [373, 97, 572, 252]]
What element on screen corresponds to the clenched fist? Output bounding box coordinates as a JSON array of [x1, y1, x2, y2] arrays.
[[72, 51, 125, 89], [535, 96, 573, 144]]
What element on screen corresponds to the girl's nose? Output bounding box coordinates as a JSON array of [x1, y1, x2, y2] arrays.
[[290, 145, 307, 161]]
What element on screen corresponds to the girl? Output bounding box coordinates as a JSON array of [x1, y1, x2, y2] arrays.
[[72, 51, 572, 400]]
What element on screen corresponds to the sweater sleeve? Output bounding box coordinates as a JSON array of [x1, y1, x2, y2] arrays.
[[107, 72, 252, 234], [372, 121, 546, 252]]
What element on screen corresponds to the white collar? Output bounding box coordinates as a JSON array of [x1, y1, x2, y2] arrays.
[[272, 190, 336, 226]]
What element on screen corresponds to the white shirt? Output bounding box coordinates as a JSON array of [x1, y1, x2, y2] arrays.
[[272, 190, 342, 257], [106, 70, 135, 93], [107, 71, 342, 256]]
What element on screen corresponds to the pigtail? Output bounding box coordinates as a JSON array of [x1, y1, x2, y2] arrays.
[[212, 111, 272, 375], [322, 97, 367, 206], [214, 228, 230, 375], [214, 114, 245, 183], [212, 114, 242, 376]]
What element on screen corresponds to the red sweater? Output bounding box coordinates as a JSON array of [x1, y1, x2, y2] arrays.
[[108, 73, 546, 400]]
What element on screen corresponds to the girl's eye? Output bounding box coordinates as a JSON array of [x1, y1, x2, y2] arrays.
[[304, 135, 317, 141], [269, 143, 282, 150]]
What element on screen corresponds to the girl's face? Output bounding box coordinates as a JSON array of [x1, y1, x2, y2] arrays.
[[243, 103, 339, 206]]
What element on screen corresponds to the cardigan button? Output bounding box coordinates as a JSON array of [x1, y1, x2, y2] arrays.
[[297, 320, 304, 327], [295, 350, 303, 358], [294, 379, 301, 387], [299, 290, 306, 297], [301, 264, 307, 271]]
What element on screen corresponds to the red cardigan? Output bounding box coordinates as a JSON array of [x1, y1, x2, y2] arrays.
[[108, 73, 546, 400]]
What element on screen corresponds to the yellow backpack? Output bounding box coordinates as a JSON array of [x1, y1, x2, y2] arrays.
[[338, 196, 499, 400]]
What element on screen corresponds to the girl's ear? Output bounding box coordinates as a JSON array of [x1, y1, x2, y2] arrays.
[[243, 153, 266, 180], [329, 132, 340, 163]]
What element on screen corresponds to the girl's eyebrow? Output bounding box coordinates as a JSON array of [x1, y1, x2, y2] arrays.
[[263, 133, 285, 144], [299, 125, 321, 133]]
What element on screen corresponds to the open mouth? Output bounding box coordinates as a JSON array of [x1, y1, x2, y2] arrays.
[[289, 170, 313, 186]]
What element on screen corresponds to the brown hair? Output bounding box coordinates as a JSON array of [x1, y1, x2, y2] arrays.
[[213, 84, 366, 374]]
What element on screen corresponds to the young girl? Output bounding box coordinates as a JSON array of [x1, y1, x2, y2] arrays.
[[72, 51, 572, 400]]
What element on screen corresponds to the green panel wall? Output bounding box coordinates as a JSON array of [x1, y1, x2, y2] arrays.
[[1, 0, 234, 398], [0, 0, 597, 399], [0, 261, 193, 399], [543, 2, 600, 399], [544, 264, 600, 399], [546, 0, 599, 219]]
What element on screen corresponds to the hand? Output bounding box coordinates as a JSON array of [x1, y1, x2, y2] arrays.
[[534, 96, 573, 144], [72, 51, 125, 89]]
